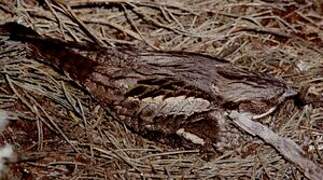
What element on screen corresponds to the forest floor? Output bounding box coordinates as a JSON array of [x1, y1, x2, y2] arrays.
[[0, 0, 322, 179]]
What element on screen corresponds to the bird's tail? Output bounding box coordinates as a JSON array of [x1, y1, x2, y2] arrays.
[[0, 22, 41, 41], [0, 22, 98, 82]]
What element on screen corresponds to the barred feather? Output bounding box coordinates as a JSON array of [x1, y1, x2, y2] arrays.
[[0, 22, 297, 151]]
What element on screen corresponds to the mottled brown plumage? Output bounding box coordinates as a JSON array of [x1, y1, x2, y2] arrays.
[[0, 22, 297, 151]]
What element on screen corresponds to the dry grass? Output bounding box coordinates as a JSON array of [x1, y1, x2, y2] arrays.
[[0, 0, 322, 179]]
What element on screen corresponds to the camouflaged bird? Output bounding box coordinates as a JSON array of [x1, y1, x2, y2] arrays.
[[0, 22, 297, 151]]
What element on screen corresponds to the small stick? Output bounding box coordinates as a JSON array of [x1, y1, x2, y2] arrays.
[[228, 111, 323, 180]]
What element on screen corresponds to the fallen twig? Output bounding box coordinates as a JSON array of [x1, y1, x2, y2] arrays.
[[228, 111, 323, 180]]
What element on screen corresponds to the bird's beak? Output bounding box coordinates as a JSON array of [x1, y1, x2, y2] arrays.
[[283, 88, 298, 98]]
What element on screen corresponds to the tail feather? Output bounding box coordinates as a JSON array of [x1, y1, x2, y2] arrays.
[[0, 22, 40, 40], [0, 22, 99, 82]]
